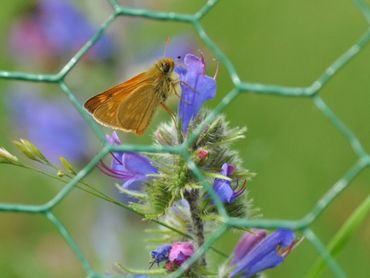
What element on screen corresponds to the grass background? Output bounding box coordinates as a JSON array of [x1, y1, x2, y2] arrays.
[[0, 1, 369, 277]]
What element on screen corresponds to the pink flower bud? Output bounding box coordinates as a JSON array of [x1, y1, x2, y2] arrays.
[[168, 242, 194, 266], [198, 149, 209, 160]]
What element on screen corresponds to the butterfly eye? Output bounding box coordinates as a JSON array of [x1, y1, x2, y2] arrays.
[[162, 63, 170, 73]]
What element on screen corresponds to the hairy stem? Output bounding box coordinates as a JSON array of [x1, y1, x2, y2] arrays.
[[184, 189, 206, 266]]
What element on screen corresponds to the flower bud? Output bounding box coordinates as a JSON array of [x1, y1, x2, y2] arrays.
[[0, 147, 19, 165], [13, 138, 49, 164], [150, 244, 172, 266], [197, 148, 209, 161], [168, 242, 194, 266]]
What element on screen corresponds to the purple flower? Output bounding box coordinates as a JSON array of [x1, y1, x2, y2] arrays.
[[8, 86, 89, 163], [100, 132, 159, 189], [38, 0, 114, 61], [177, 54, 217, 133], [168, 241, 194, 266], [150, 244, 172, 266], [9, 1, 114, 63], [230, 229, 299, 278], [106, 131, 121, 146], [9, 14, 55, 65], [213, 163, 246, 203]]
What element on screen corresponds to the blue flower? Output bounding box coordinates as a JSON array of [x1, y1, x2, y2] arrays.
[[150, 244, 172, 266], [38, 0, 114, 61], [8, 86, 89, 163], [100, 132, 159, 189], [177, 54, 217, 133], [213, 163, 246, 203], [230, 229, 299, 278]]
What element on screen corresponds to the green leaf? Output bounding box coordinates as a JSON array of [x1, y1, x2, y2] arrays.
[[115, 184, 147, 200], [307, 195, 370, 278], [204, 172, 232, 181]]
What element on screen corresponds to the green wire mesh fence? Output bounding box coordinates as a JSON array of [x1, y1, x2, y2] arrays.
[[1, 0, 369, 277]]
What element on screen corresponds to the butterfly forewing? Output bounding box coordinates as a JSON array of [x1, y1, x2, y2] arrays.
[[117, 84, 160, 135], [84, 57, 177, 135], [84, 72, 156, 132], [84, 72, 148, 114]]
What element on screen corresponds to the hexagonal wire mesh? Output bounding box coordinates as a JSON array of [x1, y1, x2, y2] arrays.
[[0, 0, 369, 277]]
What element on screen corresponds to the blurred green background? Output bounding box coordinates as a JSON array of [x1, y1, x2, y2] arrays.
[[0, 0, 369, 277]]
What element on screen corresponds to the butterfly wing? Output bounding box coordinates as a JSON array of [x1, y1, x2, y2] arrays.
[[84, 72, 152, 130], [117, 84, 160, 135]]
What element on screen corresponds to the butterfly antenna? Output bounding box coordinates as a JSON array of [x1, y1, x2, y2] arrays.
[[163, 36, 171, 57]]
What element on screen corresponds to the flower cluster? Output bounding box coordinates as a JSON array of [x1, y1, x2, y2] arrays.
[[151, 242, 195, 272], [97, 53, 302, 277]]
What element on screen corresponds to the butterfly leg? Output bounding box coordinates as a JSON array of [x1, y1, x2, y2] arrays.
[[172, 80, 198, 95], [171, 81, 196, 105], [171, 81, 182, 98], [160, 102, 177, 123], [180, 81, 199, 95]]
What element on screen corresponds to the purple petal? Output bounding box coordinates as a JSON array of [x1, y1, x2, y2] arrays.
[[121, 153, 159, 176], [213, 179, 234, 203], [232, 230, 267, 264], [178, 54, 217, 133], [151, 244, 172, 264], [213, 163, 237, 203], [230, 229, 296, 277], [106, 131, 121, 145], [184, 54, 204, 75], [243, 247, 285, 277], [121, 175, 147, 189], [111, 152, 124, 172], [107, 132, 124, 170], [175, 66, 187, 76], [221, 163, 235, 176]]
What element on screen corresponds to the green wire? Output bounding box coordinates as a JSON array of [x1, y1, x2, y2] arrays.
[[0, 0, 369, 277]]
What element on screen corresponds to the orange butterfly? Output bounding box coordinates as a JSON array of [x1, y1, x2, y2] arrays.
[[84, 58, 180, 135]]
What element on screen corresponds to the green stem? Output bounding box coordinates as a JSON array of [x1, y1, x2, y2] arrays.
[[16, 162, 228, 258], [115, 262, 166, 275], [184, 189, 207, 266]]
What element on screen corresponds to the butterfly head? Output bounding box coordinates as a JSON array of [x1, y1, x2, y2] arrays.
[[157, 58, 175, 74]]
